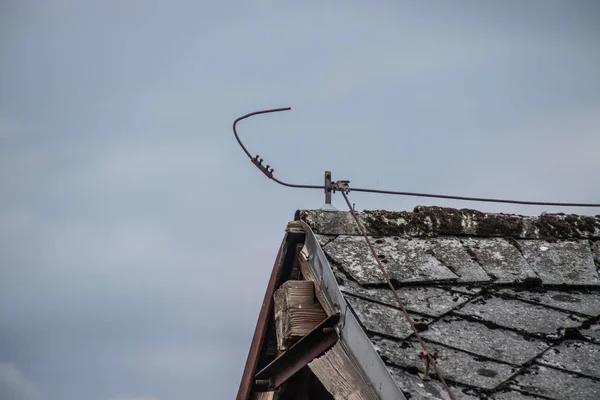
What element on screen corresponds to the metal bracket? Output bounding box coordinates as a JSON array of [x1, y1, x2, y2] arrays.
[[418, 351, 440, 381], [254, 313, 340, 390], [325, 173, 351, 204], [332, 180, 351, 194], [325, 171, 332, 204], [251, 154, 274, 179]]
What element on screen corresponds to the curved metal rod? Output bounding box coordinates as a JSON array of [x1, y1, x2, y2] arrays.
[[233, 107, 291, 159], [233, 108, 600, 207], [232, 107, 325, 190]]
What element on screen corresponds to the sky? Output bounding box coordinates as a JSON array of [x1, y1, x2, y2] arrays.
[[1, 1, 599, 399]]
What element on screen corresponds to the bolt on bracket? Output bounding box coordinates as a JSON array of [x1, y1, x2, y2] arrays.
[[418, 351, 440, 381], [324, 172, 351, 204]]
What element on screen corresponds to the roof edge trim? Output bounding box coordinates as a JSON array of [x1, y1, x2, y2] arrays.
[[300, 221, 407, 400]]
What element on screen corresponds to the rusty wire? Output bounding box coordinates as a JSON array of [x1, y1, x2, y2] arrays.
[[339, 189, 457, 400], [233, 107, 600, 208], [233, 107, 323, 191]]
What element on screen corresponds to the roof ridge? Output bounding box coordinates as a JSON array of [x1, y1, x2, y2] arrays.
[[298, 206, 600, 239]]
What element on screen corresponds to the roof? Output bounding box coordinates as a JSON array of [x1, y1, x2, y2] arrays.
[[238, 206, 600, 400]]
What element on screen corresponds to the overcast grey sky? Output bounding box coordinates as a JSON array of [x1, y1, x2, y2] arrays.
[[1, 1, 599, 399]]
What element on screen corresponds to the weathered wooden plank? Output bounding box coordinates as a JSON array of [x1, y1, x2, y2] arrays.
[[286, 220, 305, 234], [252, 391, 275, 400], [309, 342, 379, 400], [274, 280, 327, 351], [289, 243, 304, 281], [298, 252, 335, 315]]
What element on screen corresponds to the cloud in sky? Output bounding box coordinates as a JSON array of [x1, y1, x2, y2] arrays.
[[0, 363, 43, 400], [0, 1, 599, 399]]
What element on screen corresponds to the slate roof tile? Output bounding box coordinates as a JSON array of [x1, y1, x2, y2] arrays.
[[454, 295, 586, 337], [490, 390, 547, 400], [496, 288, 600, 317], [519, 240, 600, 286], [374, 338, 517, 390], [592, 240, 600, 265], [510, 364, 600, 400], [295, 208, 600, 398], [419, 316, 550, 365], [537, 341, 600, 379], [388, 367, 481, 400], [346, 295, 432, 340], [429, 238, 490, 283], [324, 236, 458, 285], [336, 271, 473, 317], [314, 233, 337, 248], [462, 238, 537, 283]]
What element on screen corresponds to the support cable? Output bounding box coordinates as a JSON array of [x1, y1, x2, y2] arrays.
[[233, 107, 600, 208], [340, 189, 457, 400]]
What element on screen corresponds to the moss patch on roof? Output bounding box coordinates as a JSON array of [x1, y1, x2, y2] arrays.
[[298, 207, 600, 239]]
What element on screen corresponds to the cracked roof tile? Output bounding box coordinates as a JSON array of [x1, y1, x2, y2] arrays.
[[420, 316, 550, 365], [336, 272, 473, 317], [462, 238, 537, 283], [537, 341, 600, 379], [324, 235, 458, 285], [510, 364, 600, 400], [314, 233, 337, 247], [454, 295, 586, 337], [430, 238, 490, 283], [374, 338, 517, 390], [388, 367, 481, 400], [519, 240, 600, 286], [346, 295, 432, 340], [497, 288, 600, 317]]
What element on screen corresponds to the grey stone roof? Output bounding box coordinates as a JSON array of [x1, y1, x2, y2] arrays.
[[299, 207, 600, 400]]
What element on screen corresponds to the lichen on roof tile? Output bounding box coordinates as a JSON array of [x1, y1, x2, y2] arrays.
[[420, 316, 550, 365], [338, 280, 473, 317], [430, 238, 490, 283], [346, 295, 432, 340], [591, 240, 600, 265], [314, 233, 337, 247], [496, 288, 600, 317], [299, 207, 600, 239], [297, 210, 361, 235], [324, 235, 458, 285], [387, 367, 480, 400], [519, 240, 600, 286], [537, 341, 600, 379], [510, 364, 600, 400], [454, 295, 585, 337], [462, 238, 537, 283], [374, 338, 517, 390]]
